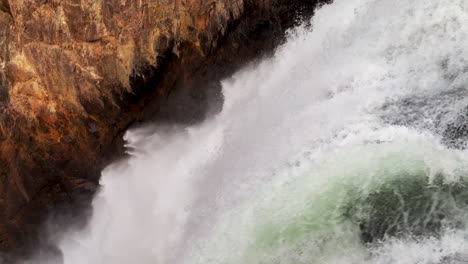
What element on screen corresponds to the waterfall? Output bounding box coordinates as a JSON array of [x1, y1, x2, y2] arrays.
[[34, 0, 468, 263]]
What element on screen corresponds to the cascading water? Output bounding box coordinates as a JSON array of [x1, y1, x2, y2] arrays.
[[31, 0, 468, 263]]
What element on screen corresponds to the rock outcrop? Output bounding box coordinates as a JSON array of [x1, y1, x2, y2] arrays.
[[0, 0, 325, 253]]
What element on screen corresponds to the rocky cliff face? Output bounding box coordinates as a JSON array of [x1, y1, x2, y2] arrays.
[[0, 0, 324, 253]]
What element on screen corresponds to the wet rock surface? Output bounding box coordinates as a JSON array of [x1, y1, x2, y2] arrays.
[[0, 0, 327, 255]]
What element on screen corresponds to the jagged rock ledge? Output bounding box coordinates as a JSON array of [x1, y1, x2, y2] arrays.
[[0, 0, 327, 255]]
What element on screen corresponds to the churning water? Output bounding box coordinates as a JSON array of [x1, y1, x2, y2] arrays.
[[37, 0, 468, 263]]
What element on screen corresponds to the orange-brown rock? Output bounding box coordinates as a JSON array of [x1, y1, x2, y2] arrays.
[[0, 0, 324, 253]]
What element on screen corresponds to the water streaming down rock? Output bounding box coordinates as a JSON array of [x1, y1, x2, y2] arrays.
[[32, 0, 468, 263]]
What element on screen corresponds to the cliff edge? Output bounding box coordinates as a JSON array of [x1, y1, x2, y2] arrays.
[[0, 0, 323, 252]]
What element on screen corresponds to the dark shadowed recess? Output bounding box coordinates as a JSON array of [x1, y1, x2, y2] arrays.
[[0, 1, 331, 263], [0, 71, 8, 104], [128, 0, 330, 125], [0, 0, 11, 17]]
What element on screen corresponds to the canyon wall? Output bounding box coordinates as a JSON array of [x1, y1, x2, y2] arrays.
[[0, 0, 324, 252]]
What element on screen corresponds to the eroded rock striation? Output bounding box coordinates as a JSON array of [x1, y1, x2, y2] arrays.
[[0, 0, 325, 252]]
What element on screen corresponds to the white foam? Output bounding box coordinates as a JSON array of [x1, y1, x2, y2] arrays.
[[35, 0, 468, 263]]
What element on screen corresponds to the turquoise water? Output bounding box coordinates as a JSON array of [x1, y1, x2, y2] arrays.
[[191, 129, 468, 263]]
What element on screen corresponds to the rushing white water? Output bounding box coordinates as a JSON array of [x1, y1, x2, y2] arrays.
[[31, 0, 468, 263]]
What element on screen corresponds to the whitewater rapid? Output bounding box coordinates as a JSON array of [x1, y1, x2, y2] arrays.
[[31, 0, 468, 263]]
